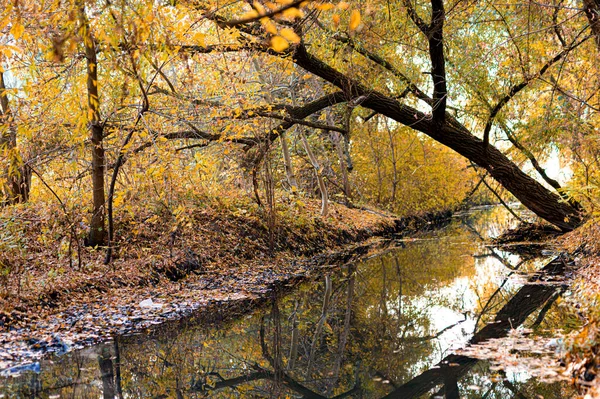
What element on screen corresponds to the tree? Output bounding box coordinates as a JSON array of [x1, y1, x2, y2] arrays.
[[0, 69, 30, 205], [3, 0, 599, 242], [197, 0, 593, 230], [77, 0, 106, 246]]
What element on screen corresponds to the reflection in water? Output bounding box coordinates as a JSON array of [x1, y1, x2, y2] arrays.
[[1, 206, 578, 398]]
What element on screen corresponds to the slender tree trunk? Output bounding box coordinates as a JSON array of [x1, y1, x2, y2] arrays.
[[341, 106, 354, 199], [0, 71, 30, 205], [307, 274, 332, 373], [280, 132, 298, 192], [394, 257, 402, 319], [327, 266, 355, 395], [252, 59, 298, 192], [385, 120, 399, 204], [300, 130, 328, 216], [80, 3, 106, 246], [287, 300, 299, 371], [367, 133, 384, 203], [98, 347, 116, 399], [114, 340, 124, 399], [332, 131, 351, 200]]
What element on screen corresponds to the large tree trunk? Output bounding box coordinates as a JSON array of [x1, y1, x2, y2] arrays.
[[80, 2, 106, 246], [292, 45, 582, 231]]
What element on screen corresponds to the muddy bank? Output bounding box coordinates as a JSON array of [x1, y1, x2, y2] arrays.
[[0, 201, 452, 370]]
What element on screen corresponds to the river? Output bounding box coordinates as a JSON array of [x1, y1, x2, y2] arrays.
[[0, 206, 579, 398]]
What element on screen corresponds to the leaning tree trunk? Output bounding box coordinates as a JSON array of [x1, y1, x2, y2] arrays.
[[292, 45, 582, 231], [374, 95, 580, 231]]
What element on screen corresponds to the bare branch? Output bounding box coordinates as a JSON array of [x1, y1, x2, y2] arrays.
[[482, 34, 591, 149], [329, 33, 432, 104], [552, 0, 567, 47]]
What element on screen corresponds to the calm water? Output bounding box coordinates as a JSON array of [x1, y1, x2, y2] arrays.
[[0, 206, 579, 398]]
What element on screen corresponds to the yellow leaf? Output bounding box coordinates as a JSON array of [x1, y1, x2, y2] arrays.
[[261, 18, 278, 34], [241, 10, 259, 19], [349, 9, 361, 30], [282, 7, 304, 19], [279, 28, 300, 44], [332, 14, 340, 26], [192, 31, 206, 47], [316, 3, 334, 11], [270, 35, 289, 52], [337, 2, 350, 10], [253, 1, 266, 14], [10, 22, 24, 40]]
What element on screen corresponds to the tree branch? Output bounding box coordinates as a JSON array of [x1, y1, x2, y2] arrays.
[[214, 0, 306, 27], [329, 33, 432, 104], [253, 110, 347, 133], [402, 0, 429, 34], [482, 34, 591, 148]]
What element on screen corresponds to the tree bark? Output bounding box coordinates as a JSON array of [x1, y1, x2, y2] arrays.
[[80, 2, 106, 246], [0, 71, 30, 205], [583, 0, 600, 51], [300, 130, 328, 216]]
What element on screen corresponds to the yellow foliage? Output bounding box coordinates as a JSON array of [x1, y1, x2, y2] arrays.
[[279, 28, 300, 43], [349, 9, 361, 31], [270, 35, 289, 52]]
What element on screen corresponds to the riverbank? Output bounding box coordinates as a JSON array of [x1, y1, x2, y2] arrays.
[[495, 219, 600, 398], [553, 222, 600, 397], [0, 198, 451, 370]]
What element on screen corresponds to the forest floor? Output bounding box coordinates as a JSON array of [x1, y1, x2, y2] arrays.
[[0, 198, 447, 370], [555, 222, 600, 397]]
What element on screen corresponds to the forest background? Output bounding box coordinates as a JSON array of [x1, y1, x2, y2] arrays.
[[1, 0, 600, 382]]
